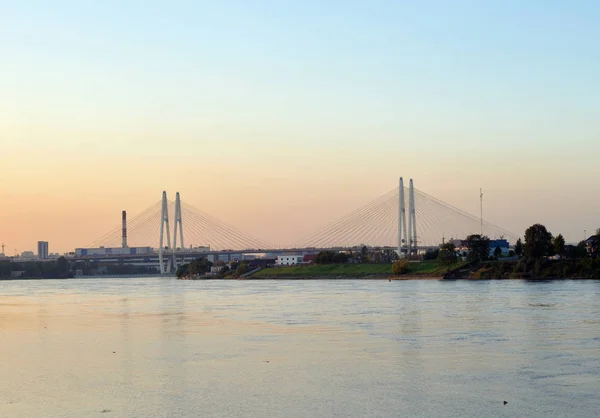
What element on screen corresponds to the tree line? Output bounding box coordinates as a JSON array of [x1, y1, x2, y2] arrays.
[[437, 225, 600, 278], [314, 247, 399, 265], [0, 257, 72, 279]]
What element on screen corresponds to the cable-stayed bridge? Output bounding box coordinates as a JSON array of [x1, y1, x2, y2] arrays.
[[87, 179, 518, 263], [88, 196, 270, 252], [294, 179, 517, 250]]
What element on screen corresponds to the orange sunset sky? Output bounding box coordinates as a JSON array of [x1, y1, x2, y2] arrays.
[[2, 2, 599, 254]]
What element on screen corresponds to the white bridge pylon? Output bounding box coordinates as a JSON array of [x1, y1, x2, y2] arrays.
[[398, 177, 417, 257], [158, 191, 185, 274]]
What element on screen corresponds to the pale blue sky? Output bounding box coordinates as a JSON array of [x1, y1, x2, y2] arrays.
[[1, 0, 599, 250]]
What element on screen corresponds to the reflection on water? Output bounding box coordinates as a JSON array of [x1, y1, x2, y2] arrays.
[[1, 278, 600, 417]]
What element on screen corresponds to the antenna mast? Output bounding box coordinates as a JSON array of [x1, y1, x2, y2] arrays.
[[480, 188, 483, 235]]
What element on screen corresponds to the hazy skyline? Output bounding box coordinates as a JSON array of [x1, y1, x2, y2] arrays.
[[2, 1, 599, 253]]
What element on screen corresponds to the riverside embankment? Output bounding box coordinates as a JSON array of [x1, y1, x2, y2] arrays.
[[248, 261, 451, 280], [248, 258, 600, 280]]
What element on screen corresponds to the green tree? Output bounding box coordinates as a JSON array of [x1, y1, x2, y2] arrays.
[[236, 261, 249, 276], [0, 261, 12, 278], [360, 246, 370, 263], [180, 257, 213, 277], [315, 251, 335, 264], [392, 259, 409, 275], [494, 246, 502, 259], [466, 235, 490, 263], [515, 238, 523, 257], [438, 242, 457, 272], [423, 249, 439, 260], [24, 262, 42, 278], [573, 241, 589, 259], [553, 234, 566, 258], [331, 252, 349, 263], [382, 249, 399, 263], [175, 263, 189, 278], [55, 256, 71, 278], [524, 224, 553, 258]]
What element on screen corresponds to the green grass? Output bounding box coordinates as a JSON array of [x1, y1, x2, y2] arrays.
[[252, 260, 467, 278], [405, 260, 450, 274], [253, 264, 392, 278]]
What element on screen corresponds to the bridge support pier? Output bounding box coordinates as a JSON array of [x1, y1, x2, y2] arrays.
[[398, 177, 408, 257], [172, 192, 184, 271], [159, 191, 172, 274], [408, 179, 417, 255], [399, 178, 418, 257]]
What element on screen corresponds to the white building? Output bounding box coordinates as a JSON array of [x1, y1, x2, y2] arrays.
[[210, 266, 225, 275], [276, 255, 303, 266]]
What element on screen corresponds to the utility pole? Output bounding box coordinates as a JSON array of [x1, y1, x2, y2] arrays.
[[480, 188, 483, 236], [1, 243, 5, 255]]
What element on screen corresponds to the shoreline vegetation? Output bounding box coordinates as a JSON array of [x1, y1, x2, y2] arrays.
[[240, 259, 600, 280], [249, 261, 458, 280], [2, 259, 599, 281], [3, 224, 599, 281], [177, 224, 600, 281]]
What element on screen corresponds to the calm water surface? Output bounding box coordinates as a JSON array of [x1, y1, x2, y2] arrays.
[[1, 278, 599, 417]]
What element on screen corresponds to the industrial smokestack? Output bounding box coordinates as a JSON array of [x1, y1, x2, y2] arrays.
[[122, 210, 128, 248]]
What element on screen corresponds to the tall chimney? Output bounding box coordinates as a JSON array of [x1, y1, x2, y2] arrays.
[[122, 210, 128, 248]]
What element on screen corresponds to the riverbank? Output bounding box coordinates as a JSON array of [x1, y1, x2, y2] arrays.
[[247, 259, 600, 280], [249, 261, 459, 280], [446, 258, 600, 280]]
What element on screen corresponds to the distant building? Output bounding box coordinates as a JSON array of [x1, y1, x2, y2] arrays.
[[489, 239, 510, 257], [210, 266, 225, 275], [75, 246, 153, 257], [248, 258, 276, 269], [585, 236, 599, 257], [448, 238, 510, 257], [38, 241, 49, 260], [302, 254, 318, 264], [189, 246, 210, 253], [20, 251, 36, 261], [276, 255, 303, 266]]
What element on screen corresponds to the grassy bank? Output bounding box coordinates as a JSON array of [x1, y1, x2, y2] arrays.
[[251, 260, 464, 279]]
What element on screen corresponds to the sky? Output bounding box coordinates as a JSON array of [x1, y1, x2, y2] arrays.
[[1, 0, 599, 254]]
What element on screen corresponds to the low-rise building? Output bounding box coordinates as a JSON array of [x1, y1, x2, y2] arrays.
[[585, 236, 599, 257], [276, 255, 303, 266], [248, 258, 276, 269], [210, 266, 225, 275], [489, 239, 510, 257], [75, 247, 153, 257], [19, 251, 37, 261], [302, 254, 318, 264]]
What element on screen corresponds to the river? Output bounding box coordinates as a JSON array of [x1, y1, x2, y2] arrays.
[[1, 278, 599, 417]]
